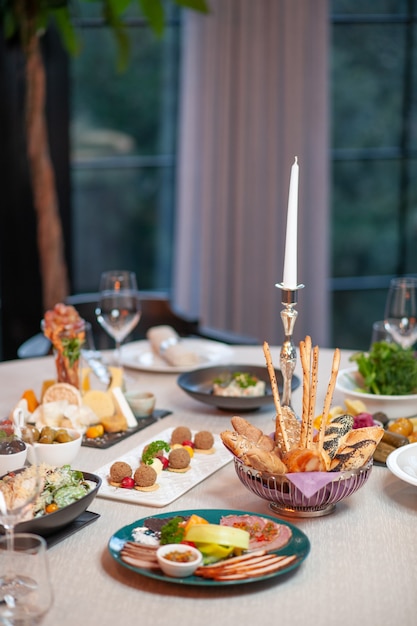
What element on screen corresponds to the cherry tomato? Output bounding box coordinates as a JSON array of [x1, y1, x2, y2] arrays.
[[181, 540, 196, 548], [182, 440, 195, 449], [45, 503, 59, 514], [0, 419, 14, 436], [156, 455, 169, 470], [388, 417, 413, 438], [120, 477, 135, 489]]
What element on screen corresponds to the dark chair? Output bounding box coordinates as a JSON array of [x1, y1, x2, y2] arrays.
[[17, 291, 258, 358]]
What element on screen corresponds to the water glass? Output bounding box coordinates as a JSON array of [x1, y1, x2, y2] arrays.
[[0, 533, 53, 624]]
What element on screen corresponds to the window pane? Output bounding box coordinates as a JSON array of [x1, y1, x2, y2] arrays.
[[332, 23, 405, 149], [332, 160, 400, 277], [72, 167, 175, 292], [332, 1, 408, 14], [332, 289, 389, 350], [70, 19, 180, 294]]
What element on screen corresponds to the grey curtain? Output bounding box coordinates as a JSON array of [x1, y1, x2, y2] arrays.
[[173, 0, 330, 347]]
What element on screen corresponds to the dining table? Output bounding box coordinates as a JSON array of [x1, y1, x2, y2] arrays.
[[0, 343, 416, 626]]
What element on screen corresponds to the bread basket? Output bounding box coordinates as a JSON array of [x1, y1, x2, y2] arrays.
[[234, 457, 373, 517]]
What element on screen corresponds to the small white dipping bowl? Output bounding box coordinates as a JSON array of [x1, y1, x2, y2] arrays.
[[386, 442, 417, 487], [336, 367, 417, 419], [26, 428, 82, 467], [0, 441, 27, 475], [124, 391, 156, 419], [156, 543, 203, 578]]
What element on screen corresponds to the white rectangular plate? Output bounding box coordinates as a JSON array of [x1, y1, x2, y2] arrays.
[[94, 428, 233, 507]]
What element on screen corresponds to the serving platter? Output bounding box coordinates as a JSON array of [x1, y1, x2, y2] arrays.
[[94, 428, 233, 507], [177, 364, 301, 411], [108, 508, 310, 586], [120, 339, 234, 373]]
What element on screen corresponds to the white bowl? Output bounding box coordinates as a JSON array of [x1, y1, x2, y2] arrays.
[[124, 391, 156, 418], [0, 441, 27, 475], [26, 428, 82, 467], [386, 442, 417, 487], [336, 367, 417, 419], [156, 543, 203, 578]]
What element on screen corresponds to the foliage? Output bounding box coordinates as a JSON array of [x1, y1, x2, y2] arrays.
[[1, 0, 209, 66], [350, 341, 417, 395]]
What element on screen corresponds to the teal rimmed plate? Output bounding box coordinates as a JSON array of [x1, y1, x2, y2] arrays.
[[108, 508, 310, 586]]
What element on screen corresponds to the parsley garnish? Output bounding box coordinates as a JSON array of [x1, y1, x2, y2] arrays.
[[160, 517, 186, 544], [350, 341, 417, 395], [141, 440, 170, 465]]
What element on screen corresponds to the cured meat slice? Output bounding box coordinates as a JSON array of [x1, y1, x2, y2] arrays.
[[219, 514, 292, 552]]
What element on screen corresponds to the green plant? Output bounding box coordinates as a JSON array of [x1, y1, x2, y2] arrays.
[[0, 0, 208, 310]]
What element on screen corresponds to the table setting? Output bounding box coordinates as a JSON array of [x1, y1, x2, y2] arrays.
[[1, 164, 417, 626]]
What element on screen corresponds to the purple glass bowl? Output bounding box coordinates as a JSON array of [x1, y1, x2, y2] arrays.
[[234, 457, 373, 517]]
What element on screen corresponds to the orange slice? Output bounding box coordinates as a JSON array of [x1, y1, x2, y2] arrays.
[[21, 389, 39, 413], [42, 383, 82, 406]]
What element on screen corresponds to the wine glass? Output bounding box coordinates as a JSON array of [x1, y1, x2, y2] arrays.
[[0, 419, 43, 616], [95, 270, 141, 366], [0, 533, 53, 624], [384, 276, 417, 349]]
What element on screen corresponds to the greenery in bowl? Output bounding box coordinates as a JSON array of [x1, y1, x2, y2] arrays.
[[350, 341, 417, 396]]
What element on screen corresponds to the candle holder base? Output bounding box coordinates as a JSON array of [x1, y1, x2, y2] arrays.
[[275, 283, 304, 408]]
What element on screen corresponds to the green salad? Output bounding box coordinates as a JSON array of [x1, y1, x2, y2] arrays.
[[350, 341, 417, 396], [34, 465, 92, 516]]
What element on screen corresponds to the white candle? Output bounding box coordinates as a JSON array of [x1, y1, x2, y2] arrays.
[[282, 157, 299, 289]]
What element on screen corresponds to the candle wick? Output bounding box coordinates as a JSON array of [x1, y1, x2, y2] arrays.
[[294, 156, 298, 164]]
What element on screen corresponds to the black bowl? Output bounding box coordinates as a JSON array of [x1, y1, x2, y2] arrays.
[[177, 364, 300, 411], [2, 471, 101, 537]]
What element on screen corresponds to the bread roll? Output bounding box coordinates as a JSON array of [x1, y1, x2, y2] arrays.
[[330, 425, 384, 471], [231, 416, 275, 452], [322, 414, 354, 459]]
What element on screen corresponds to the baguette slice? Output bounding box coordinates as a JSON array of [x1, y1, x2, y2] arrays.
[[322, 414, 354, 459], [330, 425, 384, 471]]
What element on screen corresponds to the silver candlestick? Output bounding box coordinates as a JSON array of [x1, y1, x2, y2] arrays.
[[275, 283, 304, 407]]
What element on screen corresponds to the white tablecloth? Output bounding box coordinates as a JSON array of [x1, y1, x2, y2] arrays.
[[0, 345, 416, 626]]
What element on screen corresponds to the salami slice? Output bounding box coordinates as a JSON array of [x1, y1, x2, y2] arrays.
[[219, 514, 292, 551]]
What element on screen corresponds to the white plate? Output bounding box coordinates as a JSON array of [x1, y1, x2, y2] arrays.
[[336, 367, 417, 419], [94, 427, 233, 507], [120, 339, 234, 373], [386, 442, 417, 487]]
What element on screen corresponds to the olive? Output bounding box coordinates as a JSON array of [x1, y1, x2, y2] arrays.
[[55, 431, 72, 443], [39, 433, 55, 444]]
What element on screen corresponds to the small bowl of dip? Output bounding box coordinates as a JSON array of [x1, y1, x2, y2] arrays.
[[0, 439, 27, 475], [156, 543, 203, 578]]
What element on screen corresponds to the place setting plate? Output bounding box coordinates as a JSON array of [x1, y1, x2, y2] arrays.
[[177, 364, 301, 412], [120, 338, 234, 373], [94, 427, 233, 507], [108, 508, 310, 587]]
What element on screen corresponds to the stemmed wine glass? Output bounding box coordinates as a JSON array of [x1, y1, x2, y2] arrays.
[[384, 276, 417, 349], [0, 419, 48, 621], [95, 270, 141, 366]]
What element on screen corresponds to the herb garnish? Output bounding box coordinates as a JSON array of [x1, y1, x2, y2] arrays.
[[160, 516, 186, 545], [61, 337, 83, 366], [141, 440, 170, 465], [350, 341, 417, 395], [213, 372, 258, 388]]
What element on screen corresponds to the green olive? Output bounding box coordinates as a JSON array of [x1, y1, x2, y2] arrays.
[[55, 430, 72, 443]]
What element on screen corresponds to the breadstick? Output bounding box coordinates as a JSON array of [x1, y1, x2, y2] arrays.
[[299, 336, 311, 448], [306, 344, 319, 449], [317, 348, 341, 452], [263, 341, 290, 453]]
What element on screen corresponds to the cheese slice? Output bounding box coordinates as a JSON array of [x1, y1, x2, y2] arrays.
[[82, 390, 115, 419], [111, 387, 137, 428]]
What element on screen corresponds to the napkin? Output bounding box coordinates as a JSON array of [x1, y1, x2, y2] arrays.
[[146, 325, 200, 367]]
